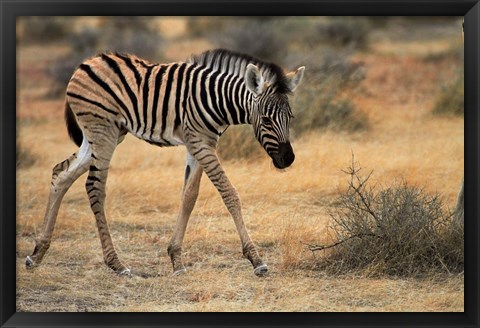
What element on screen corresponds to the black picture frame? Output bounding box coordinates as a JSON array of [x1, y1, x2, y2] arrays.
[[1, 1, 479, 327]]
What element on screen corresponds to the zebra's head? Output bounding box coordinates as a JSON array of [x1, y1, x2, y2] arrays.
[[245, 63, 305, 169]]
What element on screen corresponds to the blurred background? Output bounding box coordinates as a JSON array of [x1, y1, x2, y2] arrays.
[[17, 16, 463, 160]]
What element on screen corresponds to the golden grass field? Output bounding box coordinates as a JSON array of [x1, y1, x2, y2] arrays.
[[16, 18, 464, 312]]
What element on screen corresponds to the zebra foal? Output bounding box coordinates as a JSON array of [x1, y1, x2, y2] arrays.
[[25, 49, 305, 276]]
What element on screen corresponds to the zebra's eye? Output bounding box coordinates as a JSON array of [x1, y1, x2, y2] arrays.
[[261, 116, 272, 126]]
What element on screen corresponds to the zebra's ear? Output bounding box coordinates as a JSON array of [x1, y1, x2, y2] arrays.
[[245, 64, 265, 96], [285, 66, 305, 92]]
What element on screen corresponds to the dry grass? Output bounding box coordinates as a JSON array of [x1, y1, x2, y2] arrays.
[[16, 18, 464, 312]]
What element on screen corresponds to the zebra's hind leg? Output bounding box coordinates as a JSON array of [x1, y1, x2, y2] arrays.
[[26, 136, 91, 268], [86, 128, 130, 276], [168, 152, 203, 276]]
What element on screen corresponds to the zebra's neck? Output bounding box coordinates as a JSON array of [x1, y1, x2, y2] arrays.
[[189, 67, 252, 134], [215, 72, 252, 126]]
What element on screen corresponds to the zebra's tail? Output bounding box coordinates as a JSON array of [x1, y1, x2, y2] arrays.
[[64, 100, 83, 147]]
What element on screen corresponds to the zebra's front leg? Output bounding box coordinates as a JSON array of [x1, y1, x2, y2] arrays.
[[168, 152, 203, 276], [190, 145, 267, 277]]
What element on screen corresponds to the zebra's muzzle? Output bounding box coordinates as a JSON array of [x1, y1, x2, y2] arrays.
[[272, 142, 295, 169]]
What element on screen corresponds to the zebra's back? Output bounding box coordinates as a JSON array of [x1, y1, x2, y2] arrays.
[[66, 53, 193, 147]]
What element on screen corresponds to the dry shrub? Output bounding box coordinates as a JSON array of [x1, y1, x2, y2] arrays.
[[292, 80, 367, 135], [99, 17, 163, 62], [427, 41, 463, 117], [17, 145, 36, 169], [423, 42, 464, 63], [204, 18, 285, 63], [186, 17, 230, 38], [432, 69, 464, 116], [18, 17, 71, 43], [48, 17, 163, 97], [316, 18, 372, 50], [292, 51, 368, 136], [309, 157, 464, 277], [47, 28, 100, 96]]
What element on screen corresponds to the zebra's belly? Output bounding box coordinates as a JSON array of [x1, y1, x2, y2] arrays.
[[133, 127, 185, 147]]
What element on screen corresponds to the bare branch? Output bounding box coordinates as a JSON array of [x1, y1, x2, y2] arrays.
[[305, 233, 381, 252]]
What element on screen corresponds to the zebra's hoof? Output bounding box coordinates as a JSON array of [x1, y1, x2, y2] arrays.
[[25, 256, 35, 269], [172, 268, 187, 276], [253, 264, 268, 277], [118, 268, 132, 277]]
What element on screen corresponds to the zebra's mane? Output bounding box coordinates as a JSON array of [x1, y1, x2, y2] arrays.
[[190, 49, 291, 94]]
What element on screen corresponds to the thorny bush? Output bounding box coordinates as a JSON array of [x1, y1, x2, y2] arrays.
[[308, 156, 464, 277]]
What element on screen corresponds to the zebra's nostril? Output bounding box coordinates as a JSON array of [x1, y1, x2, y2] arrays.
[[286, 151, 295, 166]]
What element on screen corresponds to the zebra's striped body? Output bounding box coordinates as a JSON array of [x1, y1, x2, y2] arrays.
[[68, 56, 195, 147], [26, 49, 305, 276]]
